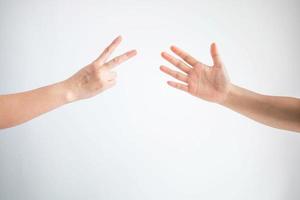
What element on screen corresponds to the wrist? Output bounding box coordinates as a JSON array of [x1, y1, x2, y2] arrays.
[[57, 80, 77, 104], [218, 83, 238, 107]]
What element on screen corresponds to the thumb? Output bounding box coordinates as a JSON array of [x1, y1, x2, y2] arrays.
[[210, 43, 222, 66]]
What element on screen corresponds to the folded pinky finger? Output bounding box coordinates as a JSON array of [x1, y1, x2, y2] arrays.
[[167, 81, 188, 92]]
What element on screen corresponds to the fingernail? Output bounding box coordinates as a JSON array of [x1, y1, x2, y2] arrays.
[[116, 35, 122, 40], [132, 50, 137, 54]]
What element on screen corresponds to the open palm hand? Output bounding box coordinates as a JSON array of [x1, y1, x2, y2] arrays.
[[160, 43, 231, 103]]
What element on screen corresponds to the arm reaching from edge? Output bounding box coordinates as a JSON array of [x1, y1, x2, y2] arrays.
[[0, 36, 137, 129], [160, 43, 300, 132]]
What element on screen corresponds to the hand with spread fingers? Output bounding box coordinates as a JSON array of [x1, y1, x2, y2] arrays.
[[64, 36, 137, 102], [160, 43, 300, 132], [160, 43, 230, 103]]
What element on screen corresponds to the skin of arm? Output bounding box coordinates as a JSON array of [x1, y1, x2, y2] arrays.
[[160, 43, 300, 133], [0, 36, 137, 129]]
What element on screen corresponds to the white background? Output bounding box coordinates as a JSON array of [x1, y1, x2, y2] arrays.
[[0, 0, 300, 199]]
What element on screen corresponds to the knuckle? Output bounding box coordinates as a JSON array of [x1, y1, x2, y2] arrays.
[[107, 80, 116, 88], [113, 57, 119, 63], [95, 72, 102, 81], [91, 63, 99, 71], [102, 46, 111, 55], [179, 62, 185, 69], [104, 47, 110, 54], [183, 55, 188, 61]]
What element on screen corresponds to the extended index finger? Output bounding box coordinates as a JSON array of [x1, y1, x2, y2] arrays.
[[94, 36, 122, 64], [103, 50, 137, 69], [170, 45, 202, 67]]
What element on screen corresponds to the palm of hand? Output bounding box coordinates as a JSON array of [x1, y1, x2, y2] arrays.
[[188, 63, 229, 103], [160, 43, 230, 103]]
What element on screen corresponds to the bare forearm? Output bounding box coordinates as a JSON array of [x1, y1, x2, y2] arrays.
[[221, 84, 300, 132], [0, 36, 136, 129], [0, 82, 70, 129]]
